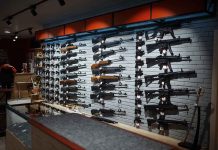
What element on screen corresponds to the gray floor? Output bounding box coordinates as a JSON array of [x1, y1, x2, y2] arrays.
[[0, 137, 5, 150]]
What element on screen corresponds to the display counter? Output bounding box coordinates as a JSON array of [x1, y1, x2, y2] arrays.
[[6, 101, 186, 150]]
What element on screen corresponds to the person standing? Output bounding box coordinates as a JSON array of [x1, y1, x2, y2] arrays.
[[0, 60, 17, 99]]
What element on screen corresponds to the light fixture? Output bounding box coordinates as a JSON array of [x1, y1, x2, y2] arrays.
[[30, 6, 37, 16], [15, 35, 18, 39], [4, 29, 11, 34], [13, 39, 16, 42], [58, 0, 65, 6]]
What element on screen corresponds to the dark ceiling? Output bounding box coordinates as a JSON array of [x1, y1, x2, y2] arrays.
[[0, 0, 158, 38]]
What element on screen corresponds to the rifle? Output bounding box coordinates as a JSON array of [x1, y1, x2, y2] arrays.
[[66, 64, 86, 72], [91, 56, 124, 69], [91, 116, 118, 124], [61, 55, 67, 60], [60, 45, 80, 53], [59, 79, 85, 85], [91, 74, 131, 83], [90, 91, 127, 100], [146, 54, 191, 72], [144, 104, 188, 118], [145, 88, 196, 103], [60, 57, 87, 66], [66, 50, 86, 58], [92, 37, 134, 53], [92, 31, 133, 44], [144, 70, 197, 89], [66, 100, 91, 108], [93, 47, 127, 61], [147, 119, 188, 135], [91, 82, 127, 92], [145, 21, 181, 40], [179, 88, 203, 149], [91, 109, 126, 117], [146, 37, 192, 55], [92, 65, 125, 75], [61, 86, 86, 92], [66, 92, 86, 99], [61, 72, 86, 80], [135, 60, 144, 68]]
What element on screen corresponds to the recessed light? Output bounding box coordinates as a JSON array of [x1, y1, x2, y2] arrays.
[[4, 30, 11, 34]]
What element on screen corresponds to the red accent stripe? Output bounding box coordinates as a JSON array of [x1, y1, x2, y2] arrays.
[[29, 118, 85, 150]]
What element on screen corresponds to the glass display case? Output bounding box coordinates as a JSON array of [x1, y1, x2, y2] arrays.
[[6, 100, 65, 150]]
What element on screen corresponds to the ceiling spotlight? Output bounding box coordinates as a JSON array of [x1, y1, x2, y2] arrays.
[[13, 39, 16, 42], [30, 6, 37, 16], [15, 34, 18, 39], [58, 0, 65, 6]]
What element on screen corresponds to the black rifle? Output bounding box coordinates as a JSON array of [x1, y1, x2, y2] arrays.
[[91, 116, 118, 124], [146, 37, 192, 55], [66, 92, 86, 99], [92, 38, 134, 53], [147, 119, 188, 135], [62, 99, 91, 108], [60, 57, 86, 66], [179, 88, 203, 150], [66, 50, 86, 58], [92, 66, 125, 75], [144, 70, 197, 89], [93, 47, 127, 61], [145, 88, 196, 103], [144, 104, 188, 118], [61, 86, 86, 92], [66, 64, 86, 72], [91, 109, 126, 117], [90, 91, 127, 100], [92, 31, 133, 44], [91, 82, 127, 92], [61, 72, 86, 80], [68, 101, 91, 108], [146, 54, 191, 72], [145, 21, 181, 40]]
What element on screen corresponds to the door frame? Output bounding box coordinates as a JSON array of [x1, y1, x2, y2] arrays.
[[210, 30, 218, 150]]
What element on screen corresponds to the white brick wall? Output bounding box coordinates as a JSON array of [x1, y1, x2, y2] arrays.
[[41, 15, 218, 148]]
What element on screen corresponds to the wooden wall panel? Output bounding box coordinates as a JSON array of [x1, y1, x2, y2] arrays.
[[85, 14, 112, 31], [152, 0, 206, 19], [114, 5, 150, 26], [35, 31, 49, 40], [65, 21, 85, 35], [48, 26, 65, 38]]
